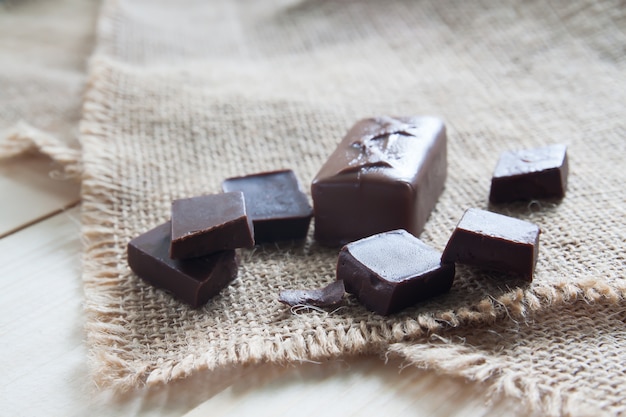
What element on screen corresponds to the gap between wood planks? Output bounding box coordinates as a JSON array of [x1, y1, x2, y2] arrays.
[[0, 199, 81, 239]]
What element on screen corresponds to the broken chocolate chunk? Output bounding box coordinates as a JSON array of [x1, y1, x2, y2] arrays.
[[441, 208, 540, 281], [128, 222, 238, 307], [489, 144, 568, 204], [222, 170, 313, 243], [337, 229, 455, 315], [169, 191, 254, 259]]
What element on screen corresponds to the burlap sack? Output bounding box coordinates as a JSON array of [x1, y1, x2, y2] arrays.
[[76, 1, 625, 408]]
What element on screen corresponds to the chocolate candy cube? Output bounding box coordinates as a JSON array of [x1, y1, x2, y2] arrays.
[[170, 191, 254, 259], [128, 222, 238, 307], [337, 229, 455, 315], [441, 208, 540, 281], [312, 116, 447, 247], [222, 170, 313, 243], [489, 144, 568, 204]]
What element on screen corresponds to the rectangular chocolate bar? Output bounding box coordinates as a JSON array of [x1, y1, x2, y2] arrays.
[[312, 116, 447, 247], [337, 229, 455, 315], [128, 222, 239, 307], [441, 208, 540, 281]]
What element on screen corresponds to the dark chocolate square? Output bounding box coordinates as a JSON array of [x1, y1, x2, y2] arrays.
[[127, 222, 238, 307], [337, 229, 455, 315], [489, 144, 568, 204], [441, 208, 540, 281], [170, 191, 254, 259], [222, 169, 313, 243], [312, 116, 447, 247]]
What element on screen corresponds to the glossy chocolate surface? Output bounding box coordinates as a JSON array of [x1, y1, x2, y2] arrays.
[[312, 116, 447, 247], [170, 191, 254, 259], [489, 144, 568, 204], [441, 208, 540, 280], [128, 222, 238, 307], [337, 229, 455, 315], [222, 170, 313, 243]]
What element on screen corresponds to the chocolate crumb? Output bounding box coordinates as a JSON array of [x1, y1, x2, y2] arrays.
[[278, 280, 346, 308]]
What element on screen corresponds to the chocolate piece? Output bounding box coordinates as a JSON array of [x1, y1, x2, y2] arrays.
[[489, 144, 568, 204], [222, 170, 313, 243], [337, 229, 455, 315], [278, 280, 346, 308], [311, 116, 447, 247], [128, 222, 238, 307], [169, 191, 254, 259], [441, 208, 540, 281]]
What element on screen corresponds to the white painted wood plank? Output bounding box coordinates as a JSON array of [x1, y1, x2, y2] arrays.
[[0, 155, 80, 237]]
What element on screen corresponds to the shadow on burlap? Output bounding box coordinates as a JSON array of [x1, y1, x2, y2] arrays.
[[72, 0, 626, 415]]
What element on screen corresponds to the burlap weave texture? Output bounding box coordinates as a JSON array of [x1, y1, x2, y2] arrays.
[[76, 0, 625, 414], [390, 299, 626, 416]]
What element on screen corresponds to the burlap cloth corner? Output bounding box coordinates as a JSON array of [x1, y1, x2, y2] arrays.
[[6, 0, 625, 416], [0, 0, 97, 174], [389, 299, 626, 417]]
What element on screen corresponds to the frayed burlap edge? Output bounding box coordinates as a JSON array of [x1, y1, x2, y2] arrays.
[[386, 339, 603, 417], [386, 296, 626, 417], [0, 121, 82, 177]]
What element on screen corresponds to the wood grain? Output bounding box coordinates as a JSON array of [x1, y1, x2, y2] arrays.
[[0, 154, 80, 237]]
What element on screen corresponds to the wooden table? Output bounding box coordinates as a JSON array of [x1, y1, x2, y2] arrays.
[[0, 154, 521, 416]]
